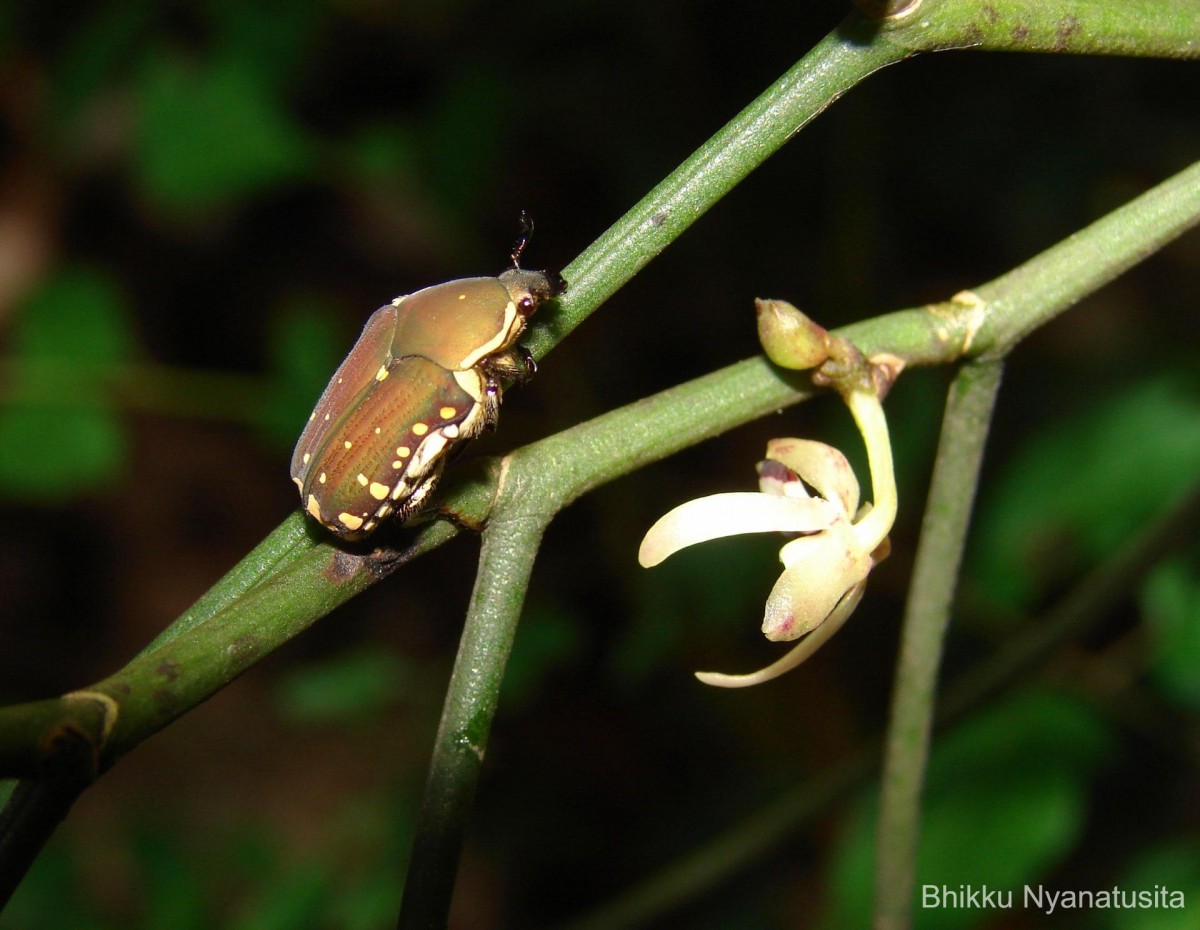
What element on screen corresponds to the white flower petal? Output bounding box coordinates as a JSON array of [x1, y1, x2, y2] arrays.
[[765, 438, 860, 516], [762, 526, 872, 641], [696, 579, 867, 688], [638, 492, 839, 568]]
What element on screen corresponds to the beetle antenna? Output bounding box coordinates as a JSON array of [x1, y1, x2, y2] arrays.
[[510, 211, 534, 268]]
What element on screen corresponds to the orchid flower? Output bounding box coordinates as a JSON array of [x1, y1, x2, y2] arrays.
[[639, 387, 896, 687]]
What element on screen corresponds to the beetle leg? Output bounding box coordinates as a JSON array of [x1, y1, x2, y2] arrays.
[[480, 347, 536, 386], [516, 346, 537, 379], [479, 375, 502, 432], [393, 458, 446, 524]]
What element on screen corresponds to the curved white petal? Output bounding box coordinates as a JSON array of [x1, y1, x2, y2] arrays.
[[763, 438, 859, 516], [696, 580, 868, 688], [638, 493, 839, 568], [762, 528, 866, 641]]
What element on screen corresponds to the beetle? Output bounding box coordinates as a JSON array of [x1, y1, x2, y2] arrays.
[[291, 237, 565, 540]]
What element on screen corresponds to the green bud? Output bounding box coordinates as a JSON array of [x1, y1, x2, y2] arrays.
[[755, 298, 829, 370]]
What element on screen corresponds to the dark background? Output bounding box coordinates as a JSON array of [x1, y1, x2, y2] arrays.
[[1, 1, 1198, 927]]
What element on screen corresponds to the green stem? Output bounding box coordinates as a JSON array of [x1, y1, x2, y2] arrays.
[[846, 388, 898, 551], [881, 0, 1200, 59], [874, 359, 1003, 929], [397, 495, 550, 927]]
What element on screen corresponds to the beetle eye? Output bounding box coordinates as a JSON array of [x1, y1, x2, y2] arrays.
[[518, 296, 536, 314]]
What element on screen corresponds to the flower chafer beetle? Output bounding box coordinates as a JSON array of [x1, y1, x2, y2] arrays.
[[291, 234, 565, 540]]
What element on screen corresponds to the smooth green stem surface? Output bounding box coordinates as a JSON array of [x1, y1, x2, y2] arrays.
[[883, 0, 1200, 59], [398, 507, 549, 929], [874, 359, 1004, 930]]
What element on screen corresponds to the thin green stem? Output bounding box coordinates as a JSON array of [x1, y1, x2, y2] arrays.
[[874, 359, 1003, 928], [397, 496, 550, 928], [846, 388, 898, 551], [938, 481, 1200, 725]]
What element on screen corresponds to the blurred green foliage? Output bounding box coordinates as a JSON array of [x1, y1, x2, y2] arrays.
[[134, 54, 315, 217], [1142, 558, 1200, 710], [5, 804, 410, 930], [0, 267, 135, 500], [1108, 842, 1200, 930], [260, 296, 348, 448], [273, 648, 410, 727], [501, 601, 587, 711], [823, 692, 1116, 929], [971, 378, 1200, 613]]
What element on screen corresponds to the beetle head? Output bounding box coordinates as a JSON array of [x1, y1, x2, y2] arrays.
[[499, 267, 567, 318]]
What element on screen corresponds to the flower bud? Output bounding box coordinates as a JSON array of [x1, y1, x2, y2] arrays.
[[755, 298, 829, 370]]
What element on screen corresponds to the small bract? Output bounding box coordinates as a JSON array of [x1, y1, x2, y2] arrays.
[[292, 265, 565, 539]]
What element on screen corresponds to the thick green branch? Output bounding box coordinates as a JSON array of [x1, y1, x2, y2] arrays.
[[879, 0, 1200, 59]]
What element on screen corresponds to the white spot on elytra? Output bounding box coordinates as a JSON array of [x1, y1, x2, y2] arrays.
[[337, 512, 364, 531]]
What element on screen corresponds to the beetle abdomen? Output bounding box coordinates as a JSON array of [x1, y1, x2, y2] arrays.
[[292, 354, 483, 538]]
